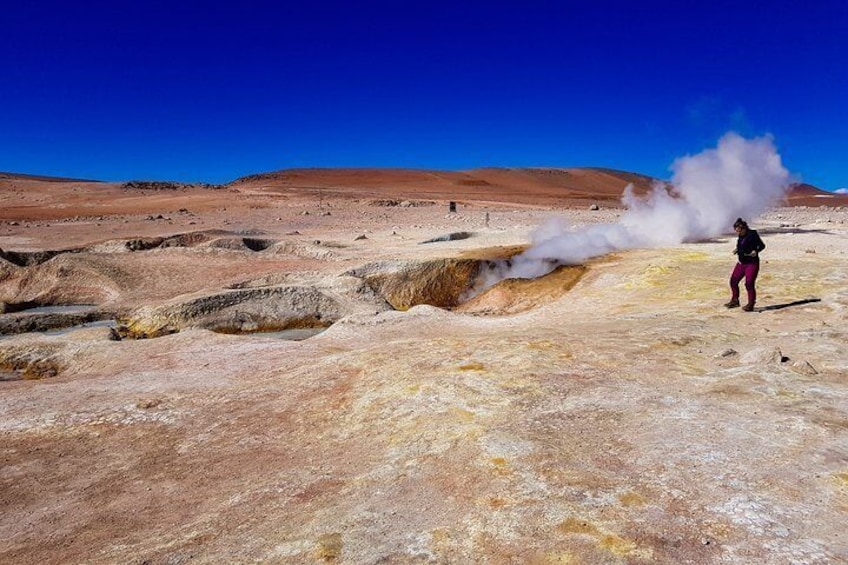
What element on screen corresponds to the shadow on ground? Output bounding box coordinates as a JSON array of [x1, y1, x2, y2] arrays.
[[757, 298, 821, 312]]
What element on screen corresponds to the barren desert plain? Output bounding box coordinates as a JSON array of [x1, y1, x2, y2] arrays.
[[1, 168, 848, 564]]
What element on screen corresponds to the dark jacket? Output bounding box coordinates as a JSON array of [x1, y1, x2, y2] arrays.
[[736, 229, 765, 264]]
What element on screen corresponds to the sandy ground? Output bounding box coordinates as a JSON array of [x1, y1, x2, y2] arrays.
[[1, 173, 847, 564]]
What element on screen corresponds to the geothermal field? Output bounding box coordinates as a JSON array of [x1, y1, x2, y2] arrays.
[[2, 149, 848, 562]]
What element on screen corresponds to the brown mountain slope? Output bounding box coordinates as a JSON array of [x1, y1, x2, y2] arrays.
[[230, 167, 848, 207], [783, 182, 848, 206], [230, 167, 659, 206]]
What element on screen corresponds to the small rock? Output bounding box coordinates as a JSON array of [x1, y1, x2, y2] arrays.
[[805, 249, 816, 254], [740, 347, 784, 365], [716, 348, 737, 358], [589, 204, 600, 210], [354, 234, 368, 241], [301, 210, 310, 215], [136, 398, 162, 410]]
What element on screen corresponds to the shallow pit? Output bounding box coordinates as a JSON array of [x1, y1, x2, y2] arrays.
[[236, 327, 327, 340], [242, 238, 275, 252], [0, 370, 22, 382], [43, 320, 118, 336], [2, 303, 97, 315], [0, 305, 113, 337]]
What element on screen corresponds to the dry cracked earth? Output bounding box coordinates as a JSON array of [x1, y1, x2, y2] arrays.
[[1, 177, 847, 564]]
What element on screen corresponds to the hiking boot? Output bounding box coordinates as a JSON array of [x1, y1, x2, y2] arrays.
[[724, 300, 740, 309], [742, 304, 755, 312]]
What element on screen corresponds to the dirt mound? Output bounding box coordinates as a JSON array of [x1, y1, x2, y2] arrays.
[[0, 341, 67, 379], [117, 274, 392, 338], [118, 286, 339, 338], [0, 254, 129, 306]]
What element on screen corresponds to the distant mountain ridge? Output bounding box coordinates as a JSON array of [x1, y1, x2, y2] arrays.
[[0, 171, 103, 183], [228, 166, 843, 206], [2, 168, 843, 207]]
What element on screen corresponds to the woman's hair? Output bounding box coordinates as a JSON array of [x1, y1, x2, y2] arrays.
[[733, 218, 748, 229]]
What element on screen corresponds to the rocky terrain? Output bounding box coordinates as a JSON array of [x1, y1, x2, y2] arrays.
[[1, 170, 847, 564]]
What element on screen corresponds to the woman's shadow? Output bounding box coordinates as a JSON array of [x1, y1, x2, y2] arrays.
[[755, 298, 821, 312]]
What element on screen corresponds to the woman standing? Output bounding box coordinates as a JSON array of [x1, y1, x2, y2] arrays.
[[725, 218, 766, 312]]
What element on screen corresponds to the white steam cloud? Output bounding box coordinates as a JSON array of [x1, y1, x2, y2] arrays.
[[835, 188, 848, 195], [479, 133, 792, 286]]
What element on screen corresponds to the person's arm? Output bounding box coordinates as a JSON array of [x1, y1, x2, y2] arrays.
[[754, 231, 765, 252]]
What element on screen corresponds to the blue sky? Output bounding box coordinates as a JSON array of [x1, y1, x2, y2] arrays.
[[2, 1, 846, 190]]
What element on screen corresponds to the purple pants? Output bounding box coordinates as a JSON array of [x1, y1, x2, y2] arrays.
[[730, 261, 759, 306]]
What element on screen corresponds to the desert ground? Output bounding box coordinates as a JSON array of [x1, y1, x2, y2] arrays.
[[1, 169, 847, 564]]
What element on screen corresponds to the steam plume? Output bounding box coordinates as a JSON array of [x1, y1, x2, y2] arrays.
[[480, 133, 792, 285]]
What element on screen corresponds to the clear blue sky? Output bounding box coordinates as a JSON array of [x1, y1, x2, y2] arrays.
[[2, 0, 846, 190]]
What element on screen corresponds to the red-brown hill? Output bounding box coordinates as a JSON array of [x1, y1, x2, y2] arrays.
[[230, 167, 659, 206]]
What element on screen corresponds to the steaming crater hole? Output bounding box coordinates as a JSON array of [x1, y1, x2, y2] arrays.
[[349, 251, 586, 315], [456, 263, 587, 315]]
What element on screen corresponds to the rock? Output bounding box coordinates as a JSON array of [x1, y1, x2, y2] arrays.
[[589, 204, 600, 210], [740, 347, 784, 365], [301, 210, 310, 215], [420, 231, 473, 244], [354, 235, 368, 241], [716, 348, 737, 358], [136, 398, 162, 410], [805, 249, 816, 254]]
